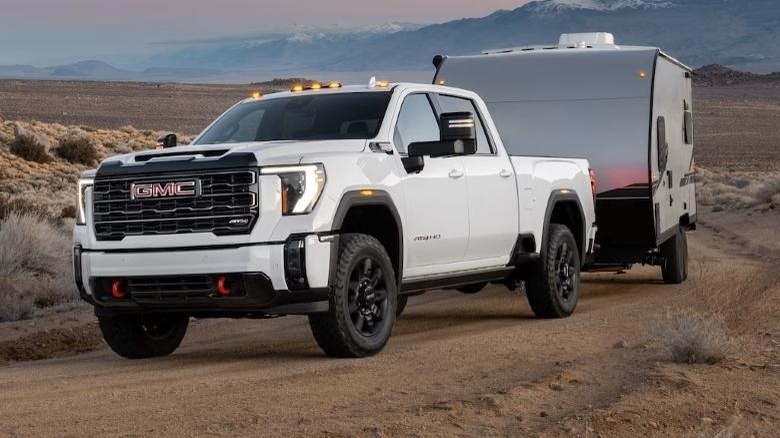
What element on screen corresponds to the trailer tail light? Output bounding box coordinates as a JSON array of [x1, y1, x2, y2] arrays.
[[589, 168, 598, 203]]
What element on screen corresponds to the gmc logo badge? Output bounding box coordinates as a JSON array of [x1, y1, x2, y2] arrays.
[[131, 180, 199, 200]]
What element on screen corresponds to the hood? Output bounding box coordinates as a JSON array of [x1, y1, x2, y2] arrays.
[[95, 139, 367, 176]]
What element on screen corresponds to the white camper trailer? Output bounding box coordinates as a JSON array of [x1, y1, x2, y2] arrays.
[[433, 33, 696, 283]]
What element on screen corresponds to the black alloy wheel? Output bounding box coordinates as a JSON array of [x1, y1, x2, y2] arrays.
[[348, 257, 390, 337]]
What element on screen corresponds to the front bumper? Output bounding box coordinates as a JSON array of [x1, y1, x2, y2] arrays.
[[74, 235, 333, 316]]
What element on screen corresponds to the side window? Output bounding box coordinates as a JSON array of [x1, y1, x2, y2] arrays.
[[394, 94, 439, 155], [437, 95, 493, 155]]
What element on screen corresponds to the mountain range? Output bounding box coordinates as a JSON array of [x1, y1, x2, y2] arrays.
[[1, 0, 778, 82]]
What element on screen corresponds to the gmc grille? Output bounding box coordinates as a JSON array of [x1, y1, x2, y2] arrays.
[[92, 170, 258, 241]]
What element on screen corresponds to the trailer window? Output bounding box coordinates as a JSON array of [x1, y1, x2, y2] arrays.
[[683, 100, 693, 145], [436, 95, 494, 155], [657, 116, 669, 172], [394, 94, 439, 155]]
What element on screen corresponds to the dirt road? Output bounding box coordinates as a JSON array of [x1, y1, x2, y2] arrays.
[[0, 213, 778, 437]]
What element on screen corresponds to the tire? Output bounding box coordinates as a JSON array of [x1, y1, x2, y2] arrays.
[[456, 282, 487, 294], [525, 224, 581, 318], [396, 294, 408, 317], [661, 226, 688, 284], [98, 313, 189, 359], [308, 234, 397, 358]]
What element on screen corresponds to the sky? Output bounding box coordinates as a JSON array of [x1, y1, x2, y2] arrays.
[[0, 0, 532, 66]]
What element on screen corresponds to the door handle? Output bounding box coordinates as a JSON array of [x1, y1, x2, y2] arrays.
[[499, 169, 513, 179], [448, 169, 465, 179]]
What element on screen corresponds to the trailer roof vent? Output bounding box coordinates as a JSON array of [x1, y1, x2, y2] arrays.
[[558, 32, 615, 48]]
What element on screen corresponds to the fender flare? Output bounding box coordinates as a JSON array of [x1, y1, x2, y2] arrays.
[[329, 190, 404, 289], [540, 190, 588, 265]]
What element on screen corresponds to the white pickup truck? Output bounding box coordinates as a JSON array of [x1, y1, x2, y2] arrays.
[[73, 81, 597, 358]]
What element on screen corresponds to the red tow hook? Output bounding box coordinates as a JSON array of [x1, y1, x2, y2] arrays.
[[111, 279, 126, 299], [216, 276, 232, 297]]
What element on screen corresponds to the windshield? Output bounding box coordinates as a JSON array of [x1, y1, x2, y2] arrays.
[[194, 92, 392, 145]]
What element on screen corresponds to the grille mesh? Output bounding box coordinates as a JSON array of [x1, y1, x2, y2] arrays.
[[92, 170, 258, 241]]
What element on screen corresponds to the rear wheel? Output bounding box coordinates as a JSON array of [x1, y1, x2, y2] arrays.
[[308, 234, 397, 358], [98, 313, 189, 359], [661, 226, 688, 284], [525, 224, 581, 318]]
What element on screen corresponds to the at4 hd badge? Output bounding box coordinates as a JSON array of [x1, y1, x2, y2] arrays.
[[413, 234, 441, 242]]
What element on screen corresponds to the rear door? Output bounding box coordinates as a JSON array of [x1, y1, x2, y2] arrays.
[[393, 93, 469, 277], [434, 93, 518, 267]]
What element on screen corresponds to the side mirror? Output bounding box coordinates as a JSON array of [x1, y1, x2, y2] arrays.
[[156, 132, 177, 149], [407, 112, 477, 158], [401, 156, 425, 174]]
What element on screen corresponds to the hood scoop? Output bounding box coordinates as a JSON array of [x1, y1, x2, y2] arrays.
[[134, 149, 229, 162], [97, 151, 258, 178]]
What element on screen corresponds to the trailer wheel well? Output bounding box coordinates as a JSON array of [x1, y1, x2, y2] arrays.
[[549, 201, 584, 258], [679, 213, 696, 231], [340, 205, 401, 279]]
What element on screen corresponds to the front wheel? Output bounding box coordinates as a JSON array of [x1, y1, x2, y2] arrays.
[[98, 313, 189, 359], [661, 226, 688, 284], [308, 234, 397, 358], [525, 224, 581, 318], [396, 294, 408, 317]]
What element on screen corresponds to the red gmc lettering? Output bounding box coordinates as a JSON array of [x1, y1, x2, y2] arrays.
[[131, 181, 197, 199]]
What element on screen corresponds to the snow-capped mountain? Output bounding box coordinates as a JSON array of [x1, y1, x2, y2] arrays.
[[528, 0, 674, 13], [5, 0, 776, 81], [142, 0, 778, 75]]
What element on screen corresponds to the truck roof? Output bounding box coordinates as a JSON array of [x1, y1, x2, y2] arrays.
[[240, 82, 465, 104]]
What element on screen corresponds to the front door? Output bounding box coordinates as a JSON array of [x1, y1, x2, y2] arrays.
[[393, 93, 469, 278]]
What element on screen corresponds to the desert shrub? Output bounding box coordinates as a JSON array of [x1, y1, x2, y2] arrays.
[[654, 261, 777, 364], [656, 310, 734, 364], [697, 167, 780, 209], [0, 210, 70, 276], [0, 274, 36, 322], [689, 263, 778, 335], [60, 205, 77, 219], [9, 133, 52, 163], [0, 211, 76, 321], [56, 136, 99, 165], [0, 197, 49, 220]]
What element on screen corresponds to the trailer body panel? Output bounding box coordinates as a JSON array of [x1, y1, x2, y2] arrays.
[[435, 42, 696, 261]]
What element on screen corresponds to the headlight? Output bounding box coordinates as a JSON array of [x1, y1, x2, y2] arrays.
[[76, 177, 94, 225], [260, 164, 326, 215]]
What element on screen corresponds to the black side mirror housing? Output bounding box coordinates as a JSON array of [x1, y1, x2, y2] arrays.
[[407, 139, 476, 158], [407, 111, 477, 158], [401, 156, 425, 174], [156, 132, 177, 149]]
